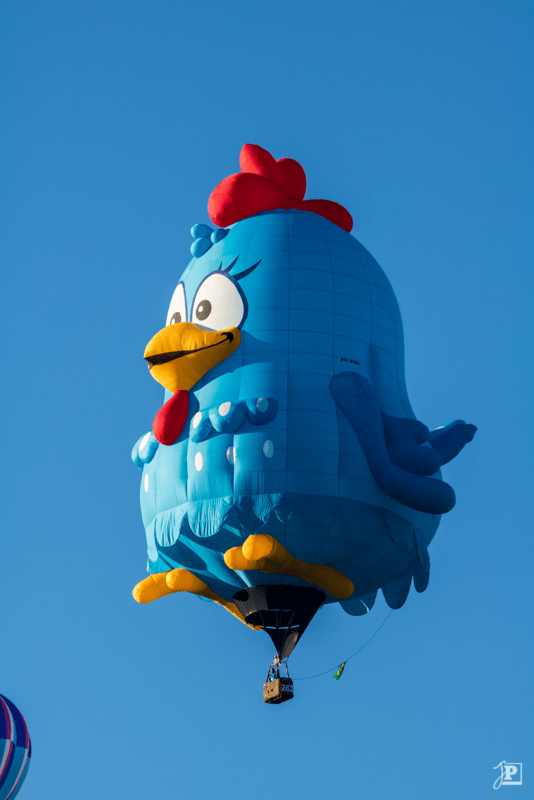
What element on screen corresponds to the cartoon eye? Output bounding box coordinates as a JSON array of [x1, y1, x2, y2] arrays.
[[191, 272, 246, 330], [195, 299, 212, 321], [166, 283, 187, 326]]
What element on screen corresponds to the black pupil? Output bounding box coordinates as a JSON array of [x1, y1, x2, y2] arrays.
[[170, 311, 181, 324], [196, 300, 212, 321]]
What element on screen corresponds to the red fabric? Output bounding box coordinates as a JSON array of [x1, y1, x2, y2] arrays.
[[208, 144, 353, 233], [153, 390, 189, 446], [276, 158, 307, 200]]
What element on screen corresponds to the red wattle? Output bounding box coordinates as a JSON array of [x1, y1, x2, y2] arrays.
[[153, 390, 189, 446]]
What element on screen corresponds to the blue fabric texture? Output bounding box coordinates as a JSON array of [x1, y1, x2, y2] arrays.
[[329, 372, 456, 514], [134, 209, 476, 613]]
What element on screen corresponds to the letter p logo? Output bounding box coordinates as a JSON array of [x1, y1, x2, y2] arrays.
[[494, 761, 523, 789], [504, 765, 518, 781]]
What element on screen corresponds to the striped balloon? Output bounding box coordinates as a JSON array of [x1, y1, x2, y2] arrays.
[[0, 695, 31, 800]]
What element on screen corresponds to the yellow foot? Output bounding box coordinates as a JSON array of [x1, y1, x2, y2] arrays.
[[224, 534, 354, 600], [133, 571, 176, 603], [133, 568, 262, 630]]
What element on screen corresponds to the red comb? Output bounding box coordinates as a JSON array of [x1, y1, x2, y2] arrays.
[[208, 144, 353, 233]]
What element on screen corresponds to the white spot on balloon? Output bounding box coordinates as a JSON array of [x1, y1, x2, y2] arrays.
[[195, 452, 203, 471], [226, 446, 236, 464], [192, 412, 202, 429], [140, 432, 151, 451], [263, 440, 274, 458], [144, 474, 149, 492], [219, 401, 231, 417], [256, 398, 269, 413]]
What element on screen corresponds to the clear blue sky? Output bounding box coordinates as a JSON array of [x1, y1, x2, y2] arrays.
[[1, 1, 532, 798]]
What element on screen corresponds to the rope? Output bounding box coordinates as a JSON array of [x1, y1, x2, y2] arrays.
[[253, 627, 272, 665], [292, 610, 394, 680]]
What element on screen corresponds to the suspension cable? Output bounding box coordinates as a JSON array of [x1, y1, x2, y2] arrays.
[[292, 611, 394, 680]]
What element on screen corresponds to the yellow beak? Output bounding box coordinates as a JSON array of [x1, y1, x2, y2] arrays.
[[144, 322, 241, 393]]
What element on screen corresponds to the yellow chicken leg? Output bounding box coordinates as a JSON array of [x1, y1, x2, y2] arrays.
[[132, 571, 176, 603], [133, 568, 262, 630], [225, 534, 354, 600]]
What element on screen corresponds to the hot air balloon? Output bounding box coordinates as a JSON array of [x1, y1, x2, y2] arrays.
[[132, 144, 476, 702], [0, 695, 31, 799]]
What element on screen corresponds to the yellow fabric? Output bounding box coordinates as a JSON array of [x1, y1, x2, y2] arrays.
[[132, 568, 262, 630], [225, 534, 354, 600], [144, 322, 241, 392], [222, 548, 264, 571], [132, 572, 176, 603]]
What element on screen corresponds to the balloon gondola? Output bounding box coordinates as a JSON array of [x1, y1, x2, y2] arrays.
[[263, 655, 294, 705]]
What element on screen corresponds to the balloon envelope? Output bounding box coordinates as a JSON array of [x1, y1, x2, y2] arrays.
[[0, 695, 31, 800], [132, 144, 475, 642]]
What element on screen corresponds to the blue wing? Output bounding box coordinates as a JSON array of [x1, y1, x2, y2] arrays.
[[329, 372, 476, 515]]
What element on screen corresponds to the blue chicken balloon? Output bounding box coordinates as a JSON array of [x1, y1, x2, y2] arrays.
[[132, 144, 476, 661]]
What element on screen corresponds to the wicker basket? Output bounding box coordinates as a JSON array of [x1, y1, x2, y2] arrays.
[[263, 677, 294, 704]]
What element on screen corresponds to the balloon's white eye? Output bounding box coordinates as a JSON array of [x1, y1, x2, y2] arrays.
[[192, 273, 245, 331], [166, 283, 187, 326]]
